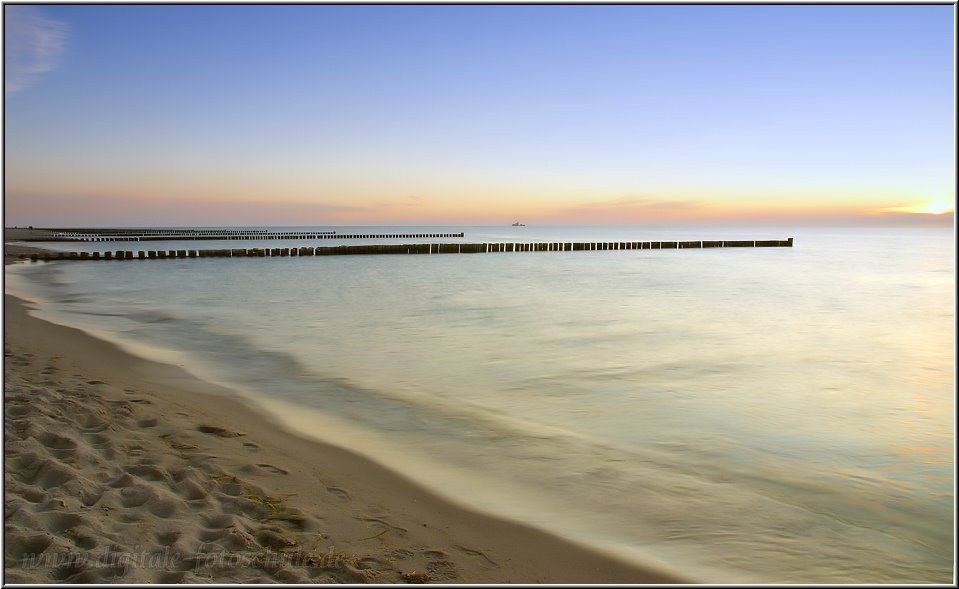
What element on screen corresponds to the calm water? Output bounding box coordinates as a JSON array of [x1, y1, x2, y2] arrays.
[[7, 226, 955, 583]]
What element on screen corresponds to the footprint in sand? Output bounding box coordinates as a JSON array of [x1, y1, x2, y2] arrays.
[[426, 559, 458, 581], [197, 527, 229, 542], [254, 529, 298, 550], [51, 560, 87, 581], [201, 513, 236, 530], [147, 496, 180, 519], [453, 544, 498, 565], [119, 484, 157, 508], [197, 425, 245, 438], [65, 530, 98, 550], [20, 486, 47, 504], [359, 517, 407, 538], [29, 459, 77, 490], [174, 479, 209, 501], [326, 487, 350, 501], [108, 472, 135, 488], [84, 433, 115, 461], [38, 432, 77, 450], [126, 464, 169, 483], [422, 549, 448, 560], [355, 556, 394, 574], [155, 530, 182, 547], [75, 414, 110, 433], [5, 404, 32, 419], [8, 533, 53, 559], [38, 432, 79, 460], [81, 491, 102, 507], [256, 463, 288, 475], [156, 571, 186, 583], [387, 548, 415, 560], [43, 512, 83, 533]]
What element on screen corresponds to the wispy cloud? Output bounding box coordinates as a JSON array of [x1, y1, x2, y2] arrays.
[[873, 202, 955, 215], [4, 5, 69, 93]]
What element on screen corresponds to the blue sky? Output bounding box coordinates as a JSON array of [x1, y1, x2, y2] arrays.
[[4, 4, 955, 226]]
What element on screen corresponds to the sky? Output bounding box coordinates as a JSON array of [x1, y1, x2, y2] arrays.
[[3, 4, 955, 227]]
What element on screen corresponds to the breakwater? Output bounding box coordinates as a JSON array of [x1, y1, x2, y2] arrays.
[[25, 238, 793, 261], [37, 229, 465, 242]]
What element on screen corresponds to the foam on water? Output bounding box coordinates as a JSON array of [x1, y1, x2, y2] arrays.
[[6, 226, 954, 582]]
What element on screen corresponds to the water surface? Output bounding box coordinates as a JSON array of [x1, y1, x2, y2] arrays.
[[7, 226, 954, 583]]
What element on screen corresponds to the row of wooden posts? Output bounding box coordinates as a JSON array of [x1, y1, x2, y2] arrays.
[[28, 239, 793, 261], [48, 231, 466, 242]]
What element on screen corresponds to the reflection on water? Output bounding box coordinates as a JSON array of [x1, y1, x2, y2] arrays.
[[7, 226, 954, 583]]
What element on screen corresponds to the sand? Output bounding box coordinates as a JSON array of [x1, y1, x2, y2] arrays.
[[3, 251, 688, 583], [4, 244, 54, 265]]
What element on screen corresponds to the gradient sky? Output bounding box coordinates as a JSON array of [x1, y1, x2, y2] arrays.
[[3, 4, 955, 227]]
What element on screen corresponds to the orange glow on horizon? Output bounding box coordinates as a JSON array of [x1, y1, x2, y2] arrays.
[[876, 199, 955, 216], [4, 188, 955, 228]]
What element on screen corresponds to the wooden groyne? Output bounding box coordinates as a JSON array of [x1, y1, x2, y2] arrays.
[[26, 239, 793, 262], [38, 229, 465, 242]]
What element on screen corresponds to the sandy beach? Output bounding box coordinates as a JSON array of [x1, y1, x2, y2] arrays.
[[3, 251, 687, 583]]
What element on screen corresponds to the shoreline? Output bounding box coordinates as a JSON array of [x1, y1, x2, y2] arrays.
[[4, 243, 57, 265], [3, 280, 689, 583]]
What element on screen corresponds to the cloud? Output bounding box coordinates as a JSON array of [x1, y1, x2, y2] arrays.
[[4, 5, 69, 94], [873, 203, 955, 215]]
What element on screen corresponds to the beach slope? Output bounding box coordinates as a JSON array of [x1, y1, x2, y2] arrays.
[[3, 287, 686, 584]]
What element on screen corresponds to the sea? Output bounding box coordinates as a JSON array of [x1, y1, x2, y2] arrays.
[[5, 225, 955, 583]]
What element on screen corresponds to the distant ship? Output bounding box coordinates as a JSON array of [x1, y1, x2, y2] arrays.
[[511, 221, 526, 226]]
